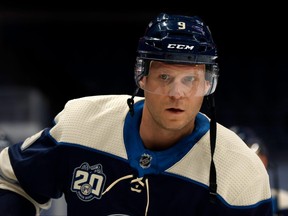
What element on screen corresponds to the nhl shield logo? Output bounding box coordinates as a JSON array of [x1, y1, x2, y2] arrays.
[[139, 153, 152, 168]]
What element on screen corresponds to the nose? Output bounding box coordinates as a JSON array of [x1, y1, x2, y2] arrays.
[[168, 82, 186, 99]]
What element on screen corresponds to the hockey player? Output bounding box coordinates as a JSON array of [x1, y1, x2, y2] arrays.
[[0, 13, 273, 215]]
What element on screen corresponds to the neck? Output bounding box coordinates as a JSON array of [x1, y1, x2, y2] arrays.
[[140, 107, 194, 151]]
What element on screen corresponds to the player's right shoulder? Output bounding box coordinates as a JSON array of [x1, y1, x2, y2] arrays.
[[64, 94, 144, 113], [66, 94, 138, 106], [54, 94, 140, 124]]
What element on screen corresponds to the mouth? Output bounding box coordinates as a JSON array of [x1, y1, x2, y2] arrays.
[[167, 108, 184, 113]]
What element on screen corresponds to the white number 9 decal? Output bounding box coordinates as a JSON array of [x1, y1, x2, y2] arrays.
[[178, 22, 186, 29]]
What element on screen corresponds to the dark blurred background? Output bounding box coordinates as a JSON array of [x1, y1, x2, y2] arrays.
[[0, 1, 287, 187]]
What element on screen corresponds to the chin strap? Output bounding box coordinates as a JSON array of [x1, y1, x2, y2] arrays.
[[206, 93, 217, 204], [127, 88, 139, 117]]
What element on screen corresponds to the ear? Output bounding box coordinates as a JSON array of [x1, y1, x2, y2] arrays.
[[138, 76, 147, 89]]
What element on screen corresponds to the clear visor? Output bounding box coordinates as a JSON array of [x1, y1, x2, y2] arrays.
[[137, 61, 217, 97]]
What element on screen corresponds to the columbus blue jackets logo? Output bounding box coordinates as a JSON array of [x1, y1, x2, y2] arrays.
[[71, 162, 106, 201]]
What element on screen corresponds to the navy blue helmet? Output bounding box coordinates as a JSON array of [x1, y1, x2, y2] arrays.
[[135, 13, 219, 95]]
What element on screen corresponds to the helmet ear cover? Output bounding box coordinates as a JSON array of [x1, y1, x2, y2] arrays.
[[134, 58, 151, 86], [205, 64, 219, 95], [134, 58, 219, 96]]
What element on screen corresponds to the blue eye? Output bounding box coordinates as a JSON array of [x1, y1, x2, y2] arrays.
[[182, 76, 195, 83]]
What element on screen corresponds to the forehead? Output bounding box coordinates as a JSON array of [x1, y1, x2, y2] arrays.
[[150, 61, 205, 71]]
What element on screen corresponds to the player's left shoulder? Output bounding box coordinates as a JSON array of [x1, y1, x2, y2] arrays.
[[215, 123, 267, 172], [215, 123, 248, 150]]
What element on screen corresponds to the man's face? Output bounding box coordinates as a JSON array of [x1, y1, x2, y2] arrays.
[[142, 61, 208, 131]]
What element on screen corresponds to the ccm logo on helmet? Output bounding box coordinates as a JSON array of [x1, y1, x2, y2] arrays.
[[167, 44, 194, 50]]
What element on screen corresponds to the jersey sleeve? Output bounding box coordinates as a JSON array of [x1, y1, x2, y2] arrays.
[[0, 188, 36, 215], [0, 128, 62, 214]]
